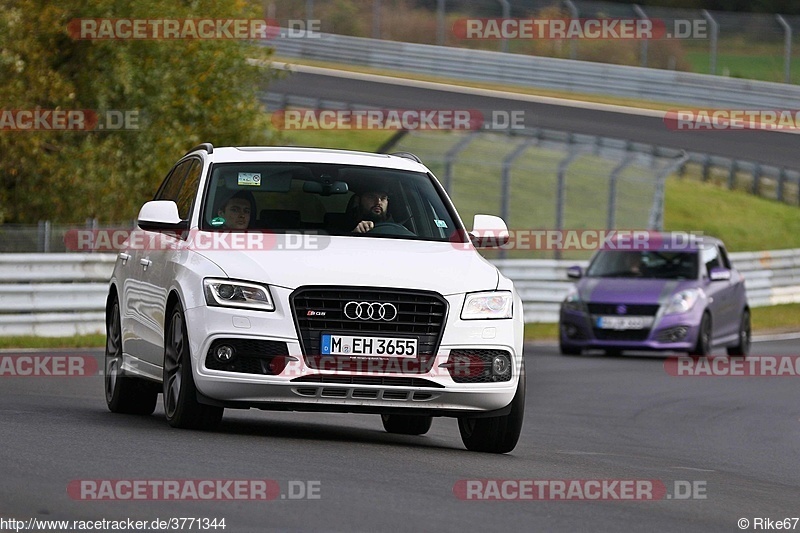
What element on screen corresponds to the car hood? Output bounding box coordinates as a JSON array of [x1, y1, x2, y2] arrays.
[[577, 277, 697, 305], [192, 235, 499, 295]]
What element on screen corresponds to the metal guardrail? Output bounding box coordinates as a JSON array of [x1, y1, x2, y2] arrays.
[[267, 32, 800, 109], [0, 254, 115, 337], [265, 92, 800, 209], [1, 250, 798, 336]]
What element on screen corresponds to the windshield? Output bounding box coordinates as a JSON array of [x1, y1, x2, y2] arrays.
[[201, 163, 462, 242], [586, 250, 699, 280]]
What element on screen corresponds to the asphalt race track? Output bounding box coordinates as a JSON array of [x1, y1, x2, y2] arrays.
[[268, 69, 799, 170], [1, 339, 799, 532]]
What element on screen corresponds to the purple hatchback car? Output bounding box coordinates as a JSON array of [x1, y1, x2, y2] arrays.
[[559, 235, 750, 356]]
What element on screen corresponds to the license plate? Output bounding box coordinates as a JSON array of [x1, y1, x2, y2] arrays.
[[320, 334, 417, 357], [595, 316, 652, 330]]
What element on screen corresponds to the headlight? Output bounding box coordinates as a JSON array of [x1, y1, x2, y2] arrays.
[[562, 288, 586, 312], [204, 278, 274, 311], [664, 288, 703, 315], [461, 291, 513, 320]]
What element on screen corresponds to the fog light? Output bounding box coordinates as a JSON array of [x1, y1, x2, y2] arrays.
[[565, 324, 578, 338], [215, 344, 235, 362], [492, 355, 510, 376]]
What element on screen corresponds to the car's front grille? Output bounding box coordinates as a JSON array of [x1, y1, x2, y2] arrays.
[[587, 303, 660, 316], [291, 287, 448, 373], [204, 339, 290, 375], [592, 329, 651, 342]]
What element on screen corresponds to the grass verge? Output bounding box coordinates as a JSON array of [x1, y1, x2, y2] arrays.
[[0, 334, 106, 350]]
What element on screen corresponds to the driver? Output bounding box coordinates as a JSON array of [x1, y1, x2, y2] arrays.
[[352, 189, 391, 233]]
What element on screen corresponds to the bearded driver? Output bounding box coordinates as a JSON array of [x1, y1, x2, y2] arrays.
[[352, 190, 390, 233]]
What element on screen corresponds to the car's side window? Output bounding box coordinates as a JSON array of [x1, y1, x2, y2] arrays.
[[701, 245, 721, 276], [175, 159, 203, 220], [718, 245, 732, 269], [155, 159, 192, 204]]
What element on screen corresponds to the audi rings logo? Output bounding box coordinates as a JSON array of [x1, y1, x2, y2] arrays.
[[343, 301, 398, 321]]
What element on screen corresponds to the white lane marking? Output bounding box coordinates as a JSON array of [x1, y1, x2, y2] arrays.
[[752, 331, 800, 342]]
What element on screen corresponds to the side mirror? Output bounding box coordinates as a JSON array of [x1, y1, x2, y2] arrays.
[[137, 200, 187, 232], [709, 267, 732, 282], [566, 266, 583, 279], [469, 214, 509, 248]]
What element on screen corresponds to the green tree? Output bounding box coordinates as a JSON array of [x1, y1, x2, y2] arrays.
[[0, 0, 277, 224]]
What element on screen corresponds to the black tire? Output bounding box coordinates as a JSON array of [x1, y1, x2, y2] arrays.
[[727, 309, 751, 357], [381, 414, 433, 435], [163, 303, 223, 430], [458, 359, 525, 454], [105, 296, 158, 415], [692, 312, 712, 356], [559, 340, 582, 356]]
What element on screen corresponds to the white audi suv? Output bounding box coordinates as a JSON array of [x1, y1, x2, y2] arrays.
[[105, 144, 525, 453]]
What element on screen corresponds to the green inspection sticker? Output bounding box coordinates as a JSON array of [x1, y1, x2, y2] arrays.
[[210, 217, 225, 227]]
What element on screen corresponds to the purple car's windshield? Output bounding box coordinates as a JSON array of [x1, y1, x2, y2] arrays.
[[586, 250, 699, 280]]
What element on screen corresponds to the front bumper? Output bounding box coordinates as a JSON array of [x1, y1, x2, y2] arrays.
[[559, 305, 703, 352], [183, 290, 523, 416]]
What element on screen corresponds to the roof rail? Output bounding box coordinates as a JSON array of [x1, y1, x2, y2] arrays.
[[185, 143, 214, 156], [389, 151, 422, 163]]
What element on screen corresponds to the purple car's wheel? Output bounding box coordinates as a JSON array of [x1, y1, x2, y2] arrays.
[[692, 313, 712, 356]]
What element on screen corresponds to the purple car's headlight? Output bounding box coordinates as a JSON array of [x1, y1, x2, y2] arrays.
[[664, 288, 703, 315], [562, 288, 587, 313]]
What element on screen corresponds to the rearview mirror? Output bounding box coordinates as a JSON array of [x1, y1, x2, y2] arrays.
[[303, 180, 349, 195]]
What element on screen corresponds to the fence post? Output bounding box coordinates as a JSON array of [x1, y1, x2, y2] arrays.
[[649, 152, 689, 230], [776, 15, 792, 84], [728, 160, 737, 190], [607, 150, 634, 229], [305, 0, 314, 21], [778, 167, 786, 203], [37, 221, 52, 253], [633, 5, 649, 68], [443, 132, 479, 194], [702, 10, 718, 75], [498, 0, 510, 53], [372, 0, 381, 39], [752, 163, 761, 195], [702, 154, 712, 181], [555, 142, 582, 259], [563, 0, 579, 60], [436, 0, 446, 45], [499, 137, 536, 259]]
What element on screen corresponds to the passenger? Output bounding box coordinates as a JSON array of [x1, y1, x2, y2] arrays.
[[217, 190, 256, 230]]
